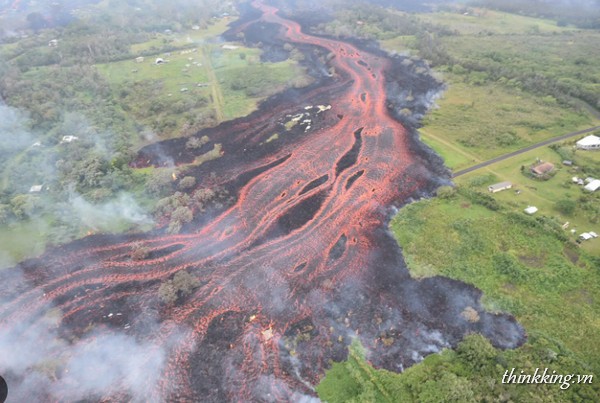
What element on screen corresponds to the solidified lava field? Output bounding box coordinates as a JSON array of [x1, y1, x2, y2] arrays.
[[0, 1, 526, 401]]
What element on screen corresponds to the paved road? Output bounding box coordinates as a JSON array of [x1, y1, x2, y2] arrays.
[[452, 125, 600, 178]]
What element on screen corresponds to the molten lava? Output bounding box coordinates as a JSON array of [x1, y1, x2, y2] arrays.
[[0, 1, 525, 401]]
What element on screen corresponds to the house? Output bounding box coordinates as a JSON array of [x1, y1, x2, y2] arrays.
[[135, 56, 144, 63], [221, 44, 239, 50], [48, 39, 58, 47], [524, 206, 538, 215], [192, 25, 200, 30], [576, 135, 600, 150], [531, 161, 555, 177], [488, 181, 512, 193], [563, 160, 573, 166], [584, 179, 600, 192], [61, 135, 79, 143], [579, 233, 593, 241], [29, 185, 43, 193]]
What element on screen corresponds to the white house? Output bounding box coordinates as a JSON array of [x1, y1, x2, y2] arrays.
[[488, 181, 512, 193], [61, 135, 79, 143], [584, 179, 600, 192], [524, 206, 538, 215], [576, 135, 600, 150], [29, 185, 43, 193]]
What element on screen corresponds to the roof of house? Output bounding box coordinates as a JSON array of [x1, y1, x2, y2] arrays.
[[524, 206, 538, 214], [584, 179, 600, 192], [576, 135, 600, 147], [488, 181, 512, 190], [531, 162, 555, 175]]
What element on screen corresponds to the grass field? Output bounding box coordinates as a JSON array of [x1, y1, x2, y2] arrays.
[[0, 218, 50, 269], [419, 72, 596, 170], [96, 25, 304, 142], [417, 7, 575, 35]]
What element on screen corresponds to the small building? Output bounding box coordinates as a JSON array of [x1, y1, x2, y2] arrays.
[[221, 44, 239, 50], [524, 206, 538, 215], [531, 161, 555, 177], [48, 39, 58, 47], [584, 179, 600, 192], [155, 58, 165, 65], [562, 160, 573, 166], [580, 232, 593, 241], [61, 135, 79, 143], [576, 135, 600, 150], [192, 25, 200, 30], [29, 185, 43, 193], [572, 176, 579, 183], [135, 56, 144, 63], [488, 181, 512, 193]]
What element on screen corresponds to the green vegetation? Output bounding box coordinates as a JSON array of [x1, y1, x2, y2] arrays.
[[158, 269, 201, 305], [318, 334, 599, 402]]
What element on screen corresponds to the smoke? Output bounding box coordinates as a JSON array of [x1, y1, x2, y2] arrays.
[[0, 102, 36, 157], [69, 192, 154, 231], [0, 265, 172, 402], [51, 333, 165, 402]]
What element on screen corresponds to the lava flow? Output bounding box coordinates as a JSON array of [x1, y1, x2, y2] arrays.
[[0, 1, 526, 401]]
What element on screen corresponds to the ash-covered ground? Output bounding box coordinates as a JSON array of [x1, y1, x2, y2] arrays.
[[0, 1, 525, 401]]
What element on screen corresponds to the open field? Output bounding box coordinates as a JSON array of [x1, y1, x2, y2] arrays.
[[96, 26, 305, 142], [420, 72, 596, 170], [417, 7, 576, 35]]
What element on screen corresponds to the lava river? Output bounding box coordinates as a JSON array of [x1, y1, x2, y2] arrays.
[[0, 1, 526, 401]]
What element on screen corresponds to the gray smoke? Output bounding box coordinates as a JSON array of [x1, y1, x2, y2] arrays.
[[0, 287, 172, 402], [0, 102, 36, 156], [69, 192, 154, 231]]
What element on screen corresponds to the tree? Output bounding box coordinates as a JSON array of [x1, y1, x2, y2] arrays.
[[178, 176, 196, 190], [0, 204, 10, 224], [158, 270, 199, 304], [436, 185, 456, 199], [158, 282, 178, 305], [555, 199, 576, 216], [167, 205, 193, 234], [131, 242, 150, 260]]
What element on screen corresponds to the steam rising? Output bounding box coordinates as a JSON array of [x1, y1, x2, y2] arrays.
[[69, 192, 154, 231]]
